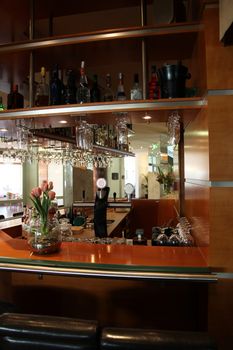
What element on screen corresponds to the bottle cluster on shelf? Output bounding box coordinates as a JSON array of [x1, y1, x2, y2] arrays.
[[2, 61, 163, 110], [2, 60, 194, 111]]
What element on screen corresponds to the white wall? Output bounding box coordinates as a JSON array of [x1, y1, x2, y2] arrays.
[[135, 150, 148, 198], [107, 158, 124, 199]]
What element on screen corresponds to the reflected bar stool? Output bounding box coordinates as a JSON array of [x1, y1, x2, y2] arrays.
[[101, 327, 218, 350]]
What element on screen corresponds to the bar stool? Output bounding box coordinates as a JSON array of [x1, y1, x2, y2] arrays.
[[101, 327, 218, 349], [0, 313, 99, 350]]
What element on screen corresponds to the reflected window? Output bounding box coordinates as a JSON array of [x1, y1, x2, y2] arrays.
[[0, 163, 22, 198], [39, 162, 64, 205]]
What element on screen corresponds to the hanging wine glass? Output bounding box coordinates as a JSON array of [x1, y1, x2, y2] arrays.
[[75, 120, 93, 151]]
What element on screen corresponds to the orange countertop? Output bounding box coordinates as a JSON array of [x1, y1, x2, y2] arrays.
[[0, 228, 215, 282]]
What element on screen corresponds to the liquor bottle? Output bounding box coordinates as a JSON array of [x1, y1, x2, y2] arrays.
[[91, 74, 101, 102], [50, 64, 65, 105], [130, 73, 142, 100], [65, 69, 77, 104], [116, 72, 126, 101], [7, 84, 24, 109], [133, 229, 147, 246], [77, 61, 90, 103], [0, 96, 5, 111], [148, 65, 160, 99], [35, 66, 49, 106], [103, 73, 113, 102]]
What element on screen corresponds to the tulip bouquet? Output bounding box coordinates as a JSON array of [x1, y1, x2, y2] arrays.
[[30, 180, 56, 235]]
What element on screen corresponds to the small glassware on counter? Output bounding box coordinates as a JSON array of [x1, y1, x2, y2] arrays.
[[59, 218, 73, 240], [153, 230, 168, 246], [151, 226, 161, 246], [133, 229, 147, 246], [176, 216, 194, 246], [167, 231, 181, 246]]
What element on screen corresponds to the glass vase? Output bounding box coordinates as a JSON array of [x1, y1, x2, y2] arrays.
[[27, 216, 62, 255]]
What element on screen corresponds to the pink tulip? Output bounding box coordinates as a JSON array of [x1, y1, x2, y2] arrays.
[[48, 181, 53, 190], [48, 191, 56, 200], [31, 187, 42, 198], [41, 180, 48, 192]]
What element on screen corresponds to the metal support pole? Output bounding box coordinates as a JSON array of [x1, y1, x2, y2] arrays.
[[178, 120, 185, 216], [29, 0, 35, 107], [140, 0, 147, 99]]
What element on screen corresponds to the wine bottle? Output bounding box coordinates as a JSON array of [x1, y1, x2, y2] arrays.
[[103, 73, 113, 102], [130, 73, 142, 100], [65, 69, 77, 104], [7, 84, 24, 109], [35, 66, 49, 106], [148, 65, 160, 99], [91, 74, 101, 102], [50, 64, 65, 105], [77, 61, 90, 103], [116, 72, 126, 101]]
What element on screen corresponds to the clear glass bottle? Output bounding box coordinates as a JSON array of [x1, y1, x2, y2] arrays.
[[35, 66, 49, 106], [130, 73, 142, 100], [103, 73, 113, 102], [91, 74, 101, 102], [77, 61, 90, 103], [116, 72, 126, 101], [7, 84, 24, 109]]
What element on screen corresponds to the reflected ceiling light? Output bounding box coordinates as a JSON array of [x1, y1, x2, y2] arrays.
[[0, 128, 8, 132], [59, 120, 68, 124], [142, 113, 152, 120]]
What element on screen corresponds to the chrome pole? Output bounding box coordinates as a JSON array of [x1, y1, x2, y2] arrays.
[[140, 0, 147, 99], [29, 0, 35, 107]]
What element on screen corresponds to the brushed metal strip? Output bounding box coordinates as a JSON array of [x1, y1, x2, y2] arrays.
[[73, 202, 131, 208], [211, 181, 233, 187], [186, 179, 233, 187], [0, 99, 206, 119], [0, 262, 217, 282], [208, 89, 233, 96], [214, 272, 233, 279], [0, 24, 203, 53]]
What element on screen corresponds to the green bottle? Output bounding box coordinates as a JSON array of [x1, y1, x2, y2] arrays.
[[0, 96, 5, 111]]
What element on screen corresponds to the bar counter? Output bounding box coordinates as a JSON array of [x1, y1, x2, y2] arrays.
[[0, 227, 216, 282]]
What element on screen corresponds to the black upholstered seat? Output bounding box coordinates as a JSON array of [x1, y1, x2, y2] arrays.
[[0, 313, 98, 350], [101, 327, 218, 350]]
